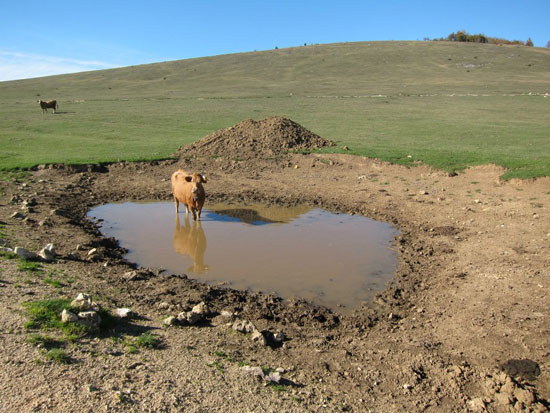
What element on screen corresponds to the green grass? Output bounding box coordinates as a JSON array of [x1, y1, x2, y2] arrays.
[[1, 41, 549, 178], [18, 260, 42, 273], [22, 298, 115, 337], [45, 348, 71, 364], [135, 332, 162, 349]]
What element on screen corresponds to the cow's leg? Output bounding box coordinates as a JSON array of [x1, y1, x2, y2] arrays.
[[197, 208, 202, 221], [191, 208, 197, 221], [184, 204, 189, 215], [174, 198, 179, 214]]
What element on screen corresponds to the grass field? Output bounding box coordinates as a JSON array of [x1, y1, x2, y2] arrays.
[[1, 41, 549, 179]]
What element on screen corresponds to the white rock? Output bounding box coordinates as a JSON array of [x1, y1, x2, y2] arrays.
[[39, 244, 56, 262], [78, 311, 101, 327], [251, 330, 267, 346], [0, 247, 14, 254], [265, 371, 282, 384], [61, 309, 78, 323], [177, 311, 202, 325], [232, 319, 257, 334], [191, 302, 210, 316], [163, 316, 177, 326], [14, 247, 39, 260], [113, 308, 132, 318]]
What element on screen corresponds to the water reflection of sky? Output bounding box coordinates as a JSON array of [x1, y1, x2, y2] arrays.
[[88, 202, 398, 312]]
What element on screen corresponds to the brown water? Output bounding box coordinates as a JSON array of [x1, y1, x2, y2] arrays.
[[88, 202, 398, 312]]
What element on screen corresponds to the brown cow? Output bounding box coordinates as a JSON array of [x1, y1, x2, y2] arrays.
[[37, 99, 58, 113], [171, 169, 208, 220]]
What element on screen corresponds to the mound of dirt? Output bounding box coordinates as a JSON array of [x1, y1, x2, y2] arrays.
[[176, 116, 334, 160]]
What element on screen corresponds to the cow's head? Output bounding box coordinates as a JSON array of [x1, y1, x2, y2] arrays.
[[185, 173, 208, 193]]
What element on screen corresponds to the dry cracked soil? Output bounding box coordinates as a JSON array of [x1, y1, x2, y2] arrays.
[[0, 117, 549, 412]]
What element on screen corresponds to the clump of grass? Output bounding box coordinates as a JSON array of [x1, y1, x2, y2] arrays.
[[206, 360, 225, 372], [44, 277, 64, 288], [26, 333, 64, 349], [22, 298, 112, 338], [0, 251, 17, 260], [135, 332, 162, 349], [45, 348, 71, 364], [125, 345, 138, 354], [18, 259, 42, 273]]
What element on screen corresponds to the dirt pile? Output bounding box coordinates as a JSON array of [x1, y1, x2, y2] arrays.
[[176, 116, 334, 160]]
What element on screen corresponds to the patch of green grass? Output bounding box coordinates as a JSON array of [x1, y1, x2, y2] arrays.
[[44, 277, 64, 288], [45, 348, 71, 364], [18, 259, 42, 273], [22, 298, 112, 338], [269, 383, 287, 393], [0, 251, 18, 260], [135, 332, 162, 349], [125, 345, 138, 354], [1, 42, 548, 179], [26, 333, 64, 348], [206, 360, 225, 373]]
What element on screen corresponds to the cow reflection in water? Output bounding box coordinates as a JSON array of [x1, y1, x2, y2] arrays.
[[173, 215, 209, 274]]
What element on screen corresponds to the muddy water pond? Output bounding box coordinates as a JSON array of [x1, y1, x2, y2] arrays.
[[88, 202, 399, 312]]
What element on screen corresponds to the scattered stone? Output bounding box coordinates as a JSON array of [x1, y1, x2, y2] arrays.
[[14, 247, 39, 261], [122, 270, 140, 281], [467, 397, 486, 412], [265, 371, 282, 384], [158, 302, 170, 310], [10, 212, 25, 220], [177, 310, 202, 326], [191, 301, 210, 316], [343, 146, 349, 151], [50, 208, 70, 218], [418, 190, 428, 196], [0, 247, 14, 254], [163, 316, 177, 326], [113, 308, 133, 319], [232, 319, 257, 334], [38, 244, 56, 262], [61, 309, 78, 323], [78, 311, 102, 327], [71, 293, 99, 311], [220, 310, 234, 318], [251, 330, 268, 346], [241, 366, 265, 379], [241, 366, 284, 385], [272, 331, 286, 344], [38, 219, 51, 227]]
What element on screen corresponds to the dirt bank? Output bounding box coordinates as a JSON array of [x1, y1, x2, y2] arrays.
[[0, 119, 549, 412]]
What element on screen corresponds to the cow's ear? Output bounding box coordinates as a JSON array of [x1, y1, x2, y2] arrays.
[[184, 176, 192, 182], [201, 175, 208, 183]]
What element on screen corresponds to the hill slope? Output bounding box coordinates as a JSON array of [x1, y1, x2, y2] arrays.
[[1, 41, 549, 178]]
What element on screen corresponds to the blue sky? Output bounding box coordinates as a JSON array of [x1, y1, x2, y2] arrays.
[[1, 0, 548, 81]]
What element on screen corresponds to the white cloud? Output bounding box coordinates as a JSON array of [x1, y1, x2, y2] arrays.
[[0, 51, 116, 81]]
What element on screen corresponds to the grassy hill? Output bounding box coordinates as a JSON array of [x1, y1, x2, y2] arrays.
[[1, 41, 549, 178]]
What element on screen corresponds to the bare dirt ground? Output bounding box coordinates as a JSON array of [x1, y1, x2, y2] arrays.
[[1, 118, 549, 412]]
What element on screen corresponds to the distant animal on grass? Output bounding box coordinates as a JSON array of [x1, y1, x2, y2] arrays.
[[171, 169, 208, 220], [37, 99, 58, 113]]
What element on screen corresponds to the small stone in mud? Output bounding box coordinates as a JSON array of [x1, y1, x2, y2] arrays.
[[71, 293, 99, 311], [251, 330, 268, 346], [191, 302, 210, 316], [163, 316, 177, 326], [177, 311, 202, 326], [232, 319, 257, 334], [61, 309, 78, 323], [14, 247, 39, 261], [78, 311, 101, 327], [113, 308, 133, 319], [11, 212, 25, 220], [39, 244, 56, 262]]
